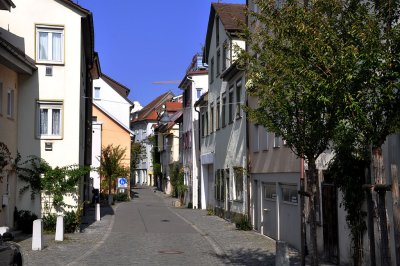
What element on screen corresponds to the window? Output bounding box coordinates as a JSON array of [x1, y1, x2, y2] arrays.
[[216, 50, 221, 76], [36, 26, 64, 63], [37, 101, 63, 138], [274, 133, 281, 148], [7, 90, 14, 118], [264, 183, 276, 200], [201, 113, 206, 137], [215, 169, 225, 202], [228, 87, 234, 123], [210, 57, 214, 84], [252, 124, 259, 152], [196, 88, 202, 99], [281, 184, 298, 204], [210, 103, 214, 133], [216, 98, 220, 130], [236, 80, 242, 119], [222, 93, 226, 127], [92, 116, 97, 122], [205, 110, 209, 135], [0, 82, 3, 115], [233, 167, 244, 201], [223, 41, 231, 69], [216, 16, 220, 46], [260, 126, 269, 151], [94, 87, 100, 99]]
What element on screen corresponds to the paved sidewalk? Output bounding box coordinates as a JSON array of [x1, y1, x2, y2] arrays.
[[15, 204, 115, 266], [154, 189, 302, 265]]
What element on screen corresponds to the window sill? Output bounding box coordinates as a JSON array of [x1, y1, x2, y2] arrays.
[[37, 136, 63, 140], [6, 116, 14, 121], [36, 61, 65, 66]]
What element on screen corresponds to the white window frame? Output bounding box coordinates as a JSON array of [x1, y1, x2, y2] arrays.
[[274, 133, 281, 148], [7, 89, 14, 118], [37, 101, 63, 139], [36, 25, 64, 64], [94, 87, 101, 99]]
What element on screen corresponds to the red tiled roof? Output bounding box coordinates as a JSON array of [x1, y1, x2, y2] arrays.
[[131, 91, 175, 123], [165, 102, 182, 111]]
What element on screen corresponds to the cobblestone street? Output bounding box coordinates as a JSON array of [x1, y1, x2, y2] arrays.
[[16, 186, 301, 265]]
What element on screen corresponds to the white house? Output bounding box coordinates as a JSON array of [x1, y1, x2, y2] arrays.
[[0, 0, 99, 215], [179, 53, 208, 209], [200, 3, 247, 218]]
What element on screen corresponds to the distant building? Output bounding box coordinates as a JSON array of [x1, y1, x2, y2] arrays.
[[179, 53, 208, 208], [130, 91, 174, 187], [200, 3, 247, 218], [156, 98, 183, 194]]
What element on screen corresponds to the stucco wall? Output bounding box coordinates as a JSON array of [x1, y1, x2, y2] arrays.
[[0, 65, 18, 227], [93, 106, 131, 192]]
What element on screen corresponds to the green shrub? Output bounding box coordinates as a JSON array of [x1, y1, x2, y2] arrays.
[[114, 192, 129, 202], [187, 202, 193, 209], [234, 214, 252, 231], [64, 210, 81, 233], [14, 209, 38, 234], [207, 208, 214, 216], [43, 213, 57, 232]]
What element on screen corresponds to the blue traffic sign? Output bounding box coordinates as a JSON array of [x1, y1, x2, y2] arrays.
[[118, 177, 128, 188]]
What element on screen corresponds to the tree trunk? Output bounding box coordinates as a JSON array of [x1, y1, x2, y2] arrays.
[[391, 164, 400, 266], [365, 167, 376, 266], [300, 176, 307, 266], [372, 146, 391, 266], [307, 158, 319, 266]]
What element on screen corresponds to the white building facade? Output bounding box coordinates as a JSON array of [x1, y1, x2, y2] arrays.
[[0, 0, 98, 214], [179, 54, 208, 209], [200, 3, 247, 217]]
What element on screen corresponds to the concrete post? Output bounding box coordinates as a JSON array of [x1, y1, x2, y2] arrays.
[[32, 219, 43, 251], [275, 240, 289, 266], [0, 226, 9, 235], [55, 216, 64, 241], [96, 203, 101, 221]]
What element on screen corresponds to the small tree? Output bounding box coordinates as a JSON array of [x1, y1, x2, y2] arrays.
[[241, 1, 358, 264], [100, 145, 129, 203]]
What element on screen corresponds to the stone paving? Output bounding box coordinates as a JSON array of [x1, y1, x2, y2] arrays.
[[154, 189, 302, 266], [14, 186, 303, 265]]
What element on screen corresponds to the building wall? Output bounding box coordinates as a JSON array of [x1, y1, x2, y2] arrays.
[[1, 0, 87, 214], [0, 65, 18, 227], [93, 106, 131, 193], [93, 77, 131, 128], [202, 10, 248, 216]]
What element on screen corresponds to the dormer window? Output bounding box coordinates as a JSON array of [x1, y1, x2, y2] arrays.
[[36, 25, 64, 64]]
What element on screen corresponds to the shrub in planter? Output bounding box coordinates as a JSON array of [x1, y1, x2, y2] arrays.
[[14, 209, 38, 234], [114, 192, 129, 202], [43, 213, 57, 232], [234, 214, 252, 231], [64, 210, 81, 233]]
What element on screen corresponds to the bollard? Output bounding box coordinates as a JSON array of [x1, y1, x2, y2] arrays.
[[0, 226, 9, 235], [96, 203, 101, 221], [275, 240, 290, 266], [55, 216, 64, 241], [32, 219, 43, 251]]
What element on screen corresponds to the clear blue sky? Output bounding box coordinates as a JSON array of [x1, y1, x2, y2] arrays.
[[77, 0, 245, 106]]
